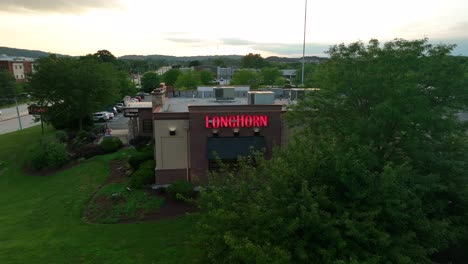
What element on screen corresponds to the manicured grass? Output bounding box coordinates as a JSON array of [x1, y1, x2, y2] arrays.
[[0, 126, 198, 264]]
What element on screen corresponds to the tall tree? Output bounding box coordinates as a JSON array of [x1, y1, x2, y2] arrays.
[[260, 67, 282, 85], [28, 55, 124, 130], [198, 70, 214, 85], [230, 69, 262, 89], [141, 71, 161, 93], [0, 69, 16, 104], [163, 68, 181, 87], [93, 49, 117, 64], [241, 53, 267, 69], [195, 39, 468, 263], [174, 70, 201, 90]]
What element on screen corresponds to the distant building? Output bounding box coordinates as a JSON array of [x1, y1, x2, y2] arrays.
[[0, 55, 37, 82], [216, 67, 237, 85], [281, 69, 296, 84]]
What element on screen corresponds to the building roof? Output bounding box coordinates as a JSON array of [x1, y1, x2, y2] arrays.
[[157, 97, 290, 113], [125, 101, 152, 109], [0, 55, 35, 62]]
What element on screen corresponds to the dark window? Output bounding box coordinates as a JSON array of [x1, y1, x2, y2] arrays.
[[206, 136, 265, 160], [142, 119, 153, 133]]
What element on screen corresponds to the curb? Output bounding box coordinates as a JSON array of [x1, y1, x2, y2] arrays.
[[0, 113, 30, 123]]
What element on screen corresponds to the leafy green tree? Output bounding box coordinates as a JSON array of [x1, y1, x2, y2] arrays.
[[141, 71, 161, 93], [230, 69, 262, 89], [163, 68, 181, 87], [195, 39, 468, 263], [28, 55, 125, 130], [188, 60, 201, 67], [174, 70, 201, 90], [213, 58, 226, 67], [93, 49, 117, 64], [295, 63, 319, 87], [198, 70, 214, 85], [241, 53, 268, 69], [0, 69, 15, 105], [261, 67, 282, 85], [116, 71, 137, 98]]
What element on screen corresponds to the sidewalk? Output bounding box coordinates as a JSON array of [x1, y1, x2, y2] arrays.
[[0, 111, 29, 122]]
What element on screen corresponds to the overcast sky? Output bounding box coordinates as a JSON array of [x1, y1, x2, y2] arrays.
[[1, 0, 467, 57]]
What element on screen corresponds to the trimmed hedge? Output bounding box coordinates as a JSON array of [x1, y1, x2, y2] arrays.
[[29, 136, 69, 170], [100, 137, 123, 153], [128, 149, 153, 170], [167, 180, 193, 201], [129, 160, 155, 189]]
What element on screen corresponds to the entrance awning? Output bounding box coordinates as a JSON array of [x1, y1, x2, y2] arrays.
[[206, 137, 265, 160]]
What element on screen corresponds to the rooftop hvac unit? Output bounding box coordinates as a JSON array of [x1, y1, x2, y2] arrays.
[[248, 91, 275, 105], [214, 87, 235, 100]]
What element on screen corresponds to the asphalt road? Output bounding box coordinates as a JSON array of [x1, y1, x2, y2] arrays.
[[0, 103, 41, 135]]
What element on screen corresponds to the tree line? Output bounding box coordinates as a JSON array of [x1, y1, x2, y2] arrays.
[[194, 38, 468, 263]]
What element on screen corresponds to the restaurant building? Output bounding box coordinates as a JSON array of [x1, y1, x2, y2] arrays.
[[149, 86, 293, 184]]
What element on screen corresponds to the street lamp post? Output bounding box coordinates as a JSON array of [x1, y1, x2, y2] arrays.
[[301, 0, 308, 86]]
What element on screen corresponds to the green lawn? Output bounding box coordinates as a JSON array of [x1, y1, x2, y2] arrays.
[[0, 126, 198, 264]]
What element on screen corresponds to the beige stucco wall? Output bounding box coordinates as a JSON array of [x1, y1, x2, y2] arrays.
[[154, 120, 189, 170]]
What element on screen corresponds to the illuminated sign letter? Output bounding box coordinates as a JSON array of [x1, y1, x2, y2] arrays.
[[259, 115, 268, 127], [205, 115, 212, 128], [228, 116, 236, 128], [244, 115, 253, 127], [212, 116, 220, 128]]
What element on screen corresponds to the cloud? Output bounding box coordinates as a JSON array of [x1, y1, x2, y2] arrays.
[[222, 38, 256, 46], [220, 38, 331, 56], [0, 0, 124, 13], [165, 38, 206, 44]]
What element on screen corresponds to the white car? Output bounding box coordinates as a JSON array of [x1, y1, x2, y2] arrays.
[[103, 111, 114, 119], [93, 112, 110, 122]]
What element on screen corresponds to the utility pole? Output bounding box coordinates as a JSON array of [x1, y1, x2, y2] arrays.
[[301, 0, 308, 86], [14, 96, 23, 130]]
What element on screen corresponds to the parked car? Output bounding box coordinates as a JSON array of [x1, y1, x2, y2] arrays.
[[106, 106, 118, 115], [115, 103, 124, 112], [103, 111, 114, 119], [137, 92, 146, 99], [93, 112, 110, 122]]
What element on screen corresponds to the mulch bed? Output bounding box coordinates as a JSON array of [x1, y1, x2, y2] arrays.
[[87, 159, 197, 223]]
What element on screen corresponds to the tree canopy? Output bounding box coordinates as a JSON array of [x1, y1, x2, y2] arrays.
[[163, 68, 181, 87], [230, 69, 262, 89], [260, 67, 282, 86], [195, 39, 468, 263], [174, 70, 201, 90], [141, 71, 161, 93], [27, 55, 132, 130], [241, 53, 268, 69], [0, 69, 16, 105]]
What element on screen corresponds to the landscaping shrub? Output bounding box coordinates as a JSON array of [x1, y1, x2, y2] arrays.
[[100, 137, 122, 153], [54, 130, 68, 143], [128, 150, 153, 170], [129, 135, 152, 150], [29, 137, 69, 170], [167, 180, 193, 201], [76, 130, 88, 140], [129, 160, 155, 189]]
